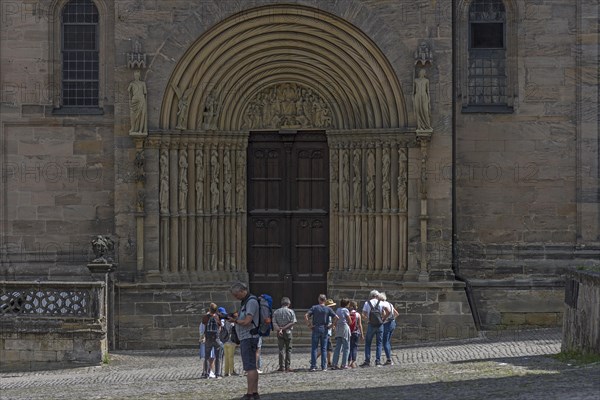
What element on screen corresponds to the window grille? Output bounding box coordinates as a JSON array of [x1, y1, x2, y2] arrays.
[[61, 0, 99, 107], [468, 0, 507, 107]]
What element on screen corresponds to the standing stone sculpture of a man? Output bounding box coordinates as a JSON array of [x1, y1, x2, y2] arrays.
[[413, 68, 432, 132], [128, 70, 148, 135]]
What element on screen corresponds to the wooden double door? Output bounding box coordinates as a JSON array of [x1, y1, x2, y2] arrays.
[[247, 131, 329, 308]]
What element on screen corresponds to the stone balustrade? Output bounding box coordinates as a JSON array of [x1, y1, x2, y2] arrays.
[[0, 281, 107, 371]]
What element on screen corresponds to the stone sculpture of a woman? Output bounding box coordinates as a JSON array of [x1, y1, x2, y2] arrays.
[[413, 68, 432, 132], [128, 70, 148, 135]]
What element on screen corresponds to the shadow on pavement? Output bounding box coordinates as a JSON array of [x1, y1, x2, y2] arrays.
[[256, 364, 600, 400]]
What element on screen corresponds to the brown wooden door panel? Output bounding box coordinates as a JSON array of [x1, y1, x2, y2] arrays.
[[248, 132, 328, 308]]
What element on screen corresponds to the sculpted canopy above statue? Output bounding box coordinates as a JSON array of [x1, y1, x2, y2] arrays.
[[242, 83, 333, 130]]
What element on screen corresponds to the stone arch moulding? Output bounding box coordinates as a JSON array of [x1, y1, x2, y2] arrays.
[[159, 4, 408, 131]]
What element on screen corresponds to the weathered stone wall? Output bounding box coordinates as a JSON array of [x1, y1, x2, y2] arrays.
[[454, 0, 600, 327], [0, 0, 116, 280], [329, 281, 477, 342], [562, 269, 600, 354], [0, 323, 107, 372], [115, 282, 239, 349]]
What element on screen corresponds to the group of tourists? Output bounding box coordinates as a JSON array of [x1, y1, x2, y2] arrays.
[[305, 290, 399, 371], [199, 283, 399, 400]]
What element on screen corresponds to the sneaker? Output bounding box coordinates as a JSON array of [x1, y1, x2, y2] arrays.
[[359, 361, 370, 367], [252, 393, 260, 400], [285, 368, 294, 372], [256, 369, 263, 374], [341, 365, 350, 369], [375, 362, 382, 367], [322, 368, 328, 371], [277, 367, 285, 372], [309, 367, 318, 372], [384, 360, 394, 366], [200, 374, 209, 379], [209, 371, 216, 378]]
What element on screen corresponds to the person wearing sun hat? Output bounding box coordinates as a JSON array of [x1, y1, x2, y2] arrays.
[[319, 298, 336, 368], [305, 295, 338, 371]]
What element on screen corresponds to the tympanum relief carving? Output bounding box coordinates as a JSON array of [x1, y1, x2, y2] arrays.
[[242, 83, 333, 130]]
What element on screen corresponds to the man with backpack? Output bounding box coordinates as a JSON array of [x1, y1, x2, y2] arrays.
[[229, 282, 261, 400], [305, 294, 338, 371], [360, 290, 389, 367]]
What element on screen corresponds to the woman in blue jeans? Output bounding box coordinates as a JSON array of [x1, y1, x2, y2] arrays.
[[380, 292, 399, 365], [331, 298, 352, 369], [347, 300, 364, 368]]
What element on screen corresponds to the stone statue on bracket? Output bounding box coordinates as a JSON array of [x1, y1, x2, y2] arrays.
[[202, 92, 220, 130], [352, 149, 361, 209], [413, 68, 432, 133], [159, 149, 169, 214], [330, 149, 339, 212], [178, 150, 188, 212], [172, 83, 195, 130], [195, 148, 204, 212], [366, 149, 376, 212], [341, 150, 350, 211], [210, 149, 220, 213], [128, 70, 148, 136], [382, 147, 391, 210], [223, 149, 232, 212], [236, 152, 245, 212]]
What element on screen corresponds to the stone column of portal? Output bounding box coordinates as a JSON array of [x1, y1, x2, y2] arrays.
[[330, 147, 340, 271], [235, 140, 245, 272], [418, 132, 431, 282], [217, 143, 225, 271], [169, 141, 179, 277], [209, 144, 220, 271], [352, 147, 362, 272], [178, 144, 189, 276], [341, 147, 350, 269], [195, 143, 205, 274], [381, 144, 391, 271], [159, 146, 170, 276], [398, 146, 408, 275], [375, 142, 383, 272], [187, 142, 196, 280], [223, 144, 233, 272], [366, 146, 376, 272], [132, 140, 145, 276], [346, 145, 355, 270]]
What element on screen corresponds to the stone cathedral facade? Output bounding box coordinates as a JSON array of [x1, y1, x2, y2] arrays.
[[1, 0, 598, 349]]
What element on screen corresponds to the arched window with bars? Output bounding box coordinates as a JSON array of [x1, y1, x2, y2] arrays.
[[61, 0, 99, 108]]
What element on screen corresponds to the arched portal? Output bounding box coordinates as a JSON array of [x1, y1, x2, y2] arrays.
[[160, 4, 407, 131], [145, 5, 417, 301]]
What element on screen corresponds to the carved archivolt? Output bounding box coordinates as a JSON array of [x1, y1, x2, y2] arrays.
[[160, 5, 406, 131]]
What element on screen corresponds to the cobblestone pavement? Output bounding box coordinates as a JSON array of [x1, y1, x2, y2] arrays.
[[1, 329, 599, 400]]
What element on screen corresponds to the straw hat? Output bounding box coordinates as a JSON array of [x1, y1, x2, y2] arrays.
[[325, 299, 336, 307]]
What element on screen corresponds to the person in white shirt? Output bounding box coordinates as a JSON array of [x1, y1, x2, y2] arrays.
[[379, 292, 399, 365], [360, 290, 389, 367]]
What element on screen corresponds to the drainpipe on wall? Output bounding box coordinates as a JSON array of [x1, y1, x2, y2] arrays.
[[451, 0, 482, 331]]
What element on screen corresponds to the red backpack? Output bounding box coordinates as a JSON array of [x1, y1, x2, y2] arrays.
[[349, 310, 358, 333]]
